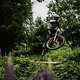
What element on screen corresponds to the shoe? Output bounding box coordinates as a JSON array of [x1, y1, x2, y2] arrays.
[[43, 43, 46, 48]]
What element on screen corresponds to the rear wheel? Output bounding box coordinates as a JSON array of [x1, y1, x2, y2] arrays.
[[46, 34, 65, 50]]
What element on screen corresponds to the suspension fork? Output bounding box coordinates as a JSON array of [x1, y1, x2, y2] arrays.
[[53, 32, 58, 42]]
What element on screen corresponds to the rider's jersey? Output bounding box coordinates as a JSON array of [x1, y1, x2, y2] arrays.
[[47, 22, 59, 30]]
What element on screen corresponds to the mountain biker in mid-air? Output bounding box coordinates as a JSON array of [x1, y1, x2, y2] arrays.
[[43, 12, 63, 48]]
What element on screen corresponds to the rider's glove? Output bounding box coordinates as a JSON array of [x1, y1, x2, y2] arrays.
[[61, 28, 64, 32]]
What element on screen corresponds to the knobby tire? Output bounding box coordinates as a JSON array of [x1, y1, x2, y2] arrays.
[[46, 34, 65, 50]]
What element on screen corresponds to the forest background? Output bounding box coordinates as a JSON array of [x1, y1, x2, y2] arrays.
[[0, 0, 80, 80]]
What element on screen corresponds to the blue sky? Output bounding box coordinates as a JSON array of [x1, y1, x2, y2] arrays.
[[31, 0, 53, 20]]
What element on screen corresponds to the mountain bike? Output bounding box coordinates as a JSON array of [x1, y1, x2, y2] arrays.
[[42, 28, 65, 56], [46, 28, 65, 50]]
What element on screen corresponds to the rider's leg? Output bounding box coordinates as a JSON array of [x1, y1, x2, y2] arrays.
[[43, 29, 56, 48], [43, 30, 51, 48]]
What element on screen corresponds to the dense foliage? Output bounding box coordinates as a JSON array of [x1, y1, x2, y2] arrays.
[[0, 0, 80, 80], [0, 0, 32, 56], [13, 55, 47, 80], [27, 17, 47, 54], [1, 46, 80, 80], [11, 45, 80, 80], [0, 56, 7, 80], [27, 0, 80, 54]]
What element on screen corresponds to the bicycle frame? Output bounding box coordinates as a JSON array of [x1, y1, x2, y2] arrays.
[[42, 28, 65, 56], [53, 28, 61, 42]]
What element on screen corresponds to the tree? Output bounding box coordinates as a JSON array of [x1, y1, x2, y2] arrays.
[[0, 0, 32, 56], [28, 17, 47, 54]]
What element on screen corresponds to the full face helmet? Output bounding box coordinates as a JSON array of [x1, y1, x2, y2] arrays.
[[50, 12, 59, 23]]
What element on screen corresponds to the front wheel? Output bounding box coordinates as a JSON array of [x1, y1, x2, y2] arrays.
[[46, 34, 65, 50]]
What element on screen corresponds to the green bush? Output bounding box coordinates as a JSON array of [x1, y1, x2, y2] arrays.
[[0, 56, 6, 80], [13, 55, 47, 80]]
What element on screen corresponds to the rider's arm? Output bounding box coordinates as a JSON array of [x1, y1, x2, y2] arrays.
[[57, 23, 64, 32], [47, 23, 52, 34]]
